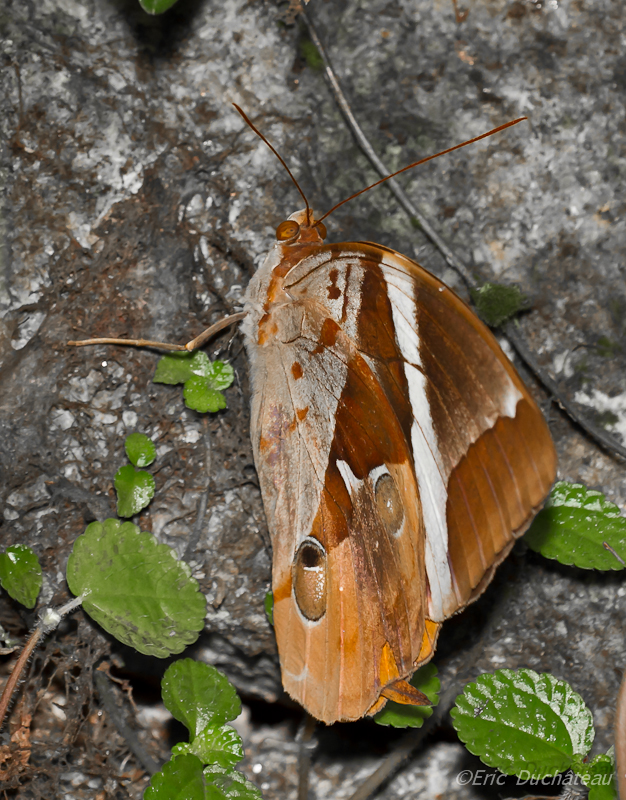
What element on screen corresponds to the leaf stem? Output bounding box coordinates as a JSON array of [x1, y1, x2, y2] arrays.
[[0, 595, 85, 731], [0, 626, 43, 732]]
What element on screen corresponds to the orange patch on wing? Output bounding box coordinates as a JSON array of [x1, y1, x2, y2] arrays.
[[291, 361, 303, 379], [415, 619, 441, 666], [312, 317, 340, 354], [297, 406, 309, 421], [378, 641, 400, 686]]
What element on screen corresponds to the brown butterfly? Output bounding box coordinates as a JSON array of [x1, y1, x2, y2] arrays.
[[238, 109, 556, 723], [71, 108, 557, 724]]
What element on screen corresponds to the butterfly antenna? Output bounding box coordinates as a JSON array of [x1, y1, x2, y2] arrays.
[[233, 104, 312, 226], [317, 117, 528, 224]]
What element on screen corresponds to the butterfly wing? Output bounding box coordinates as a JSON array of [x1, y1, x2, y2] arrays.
[[244, 240, 556, 723]]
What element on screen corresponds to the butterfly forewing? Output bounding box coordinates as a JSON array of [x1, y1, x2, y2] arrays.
[[243, 219, 556, 724]]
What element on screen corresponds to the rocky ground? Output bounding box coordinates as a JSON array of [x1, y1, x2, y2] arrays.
[[1, 0, 625, 797]]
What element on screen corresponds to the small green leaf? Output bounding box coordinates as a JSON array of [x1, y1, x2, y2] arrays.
[[66, 519, 206, 657], [0, 545, 42, 609], [470, 282, 529, 327], [595, 336, 621, 359], [144, 754, 214, 800], [138, 0, 181, 16], [115, 464, 156, 517], [174, 725, 244, 768], [264, 592, 274, 626], [125, 432, 156, 468], [162, 660, 242, 737], [299, 36, 324, 71], [451, 668, 594, 778], [184, 377, 227, 414], [375, 663, 440, 728], [581, 753, 617, 800], [205, 361, 235, 391], [154, 351, 201, 385], [204, 767, 263, 799], [155, 353, 233, 413], [525, 481, 626, 570]]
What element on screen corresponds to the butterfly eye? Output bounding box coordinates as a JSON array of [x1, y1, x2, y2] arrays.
[[293, 538, 327, 621], [375, 473, 404, 536], [276, 220, 300, 241], [315, 221, 327, 239]]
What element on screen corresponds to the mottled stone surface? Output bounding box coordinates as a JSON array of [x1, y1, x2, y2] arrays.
[[1, 0, 625, 796]]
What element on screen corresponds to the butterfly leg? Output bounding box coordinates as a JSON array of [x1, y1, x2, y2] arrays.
[[67, 311, 247, 352]]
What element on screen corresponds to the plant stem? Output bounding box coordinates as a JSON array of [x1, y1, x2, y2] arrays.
[[0, 595, 85, 732], [0, 626, 43, 731]]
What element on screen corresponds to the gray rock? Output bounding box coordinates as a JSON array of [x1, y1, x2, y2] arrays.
[[1, 0, 625, 795]]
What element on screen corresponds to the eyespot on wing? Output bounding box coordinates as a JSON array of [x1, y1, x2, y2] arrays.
[[292, 538, 327, 621]]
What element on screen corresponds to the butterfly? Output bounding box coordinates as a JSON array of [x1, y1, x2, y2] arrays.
[[70, 107, 557, 725], [237, 108, 556, 723]]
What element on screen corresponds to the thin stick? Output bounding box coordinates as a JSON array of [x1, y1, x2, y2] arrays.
[[68, 311, 247, 354], [300, 9, 475, 287], [504, 321, 626, 461], [297, 713, 317, 800], [94, 671, 162, 776], [301, 9, 626, 464], [347, 686, 458, 800]]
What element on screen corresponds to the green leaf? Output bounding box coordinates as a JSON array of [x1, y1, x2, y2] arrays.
[[114, 464, 156, 517], [204, 767, 263, 799], [162, 660, 242, 737], [299, 36, 324, 71], [154, 353, 233, 413], [124, 432, 156, 468], [374, 663, 440, 728], [0, 545, 42, 609], [184, 377, 227, 414], [470, 282, 529, 327], [145, 754, 223, 800], [581, 753, 617, 800], [595, 335, 621, 359], [264, 592, 273, 626], [174, 725, 244, 768], [202, 360, 234, 391], [66, 519, 206, 657], [451, 668, 594, 778], [154, 351, 201, 385], [525, 481, 626, 570], [138, 0, 181, 16]]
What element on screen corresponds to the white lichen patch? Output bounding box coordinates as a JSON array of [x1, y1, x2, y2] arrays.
[[574, 388, 626, 443]]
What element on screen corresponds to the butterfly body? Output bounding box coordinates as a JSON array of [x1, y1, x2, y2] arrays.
[[245, 208, 556, 724]]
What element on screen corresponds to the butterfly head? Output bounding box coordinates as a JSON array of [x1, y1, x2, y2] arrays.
[[275, 209, 327, 247]]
